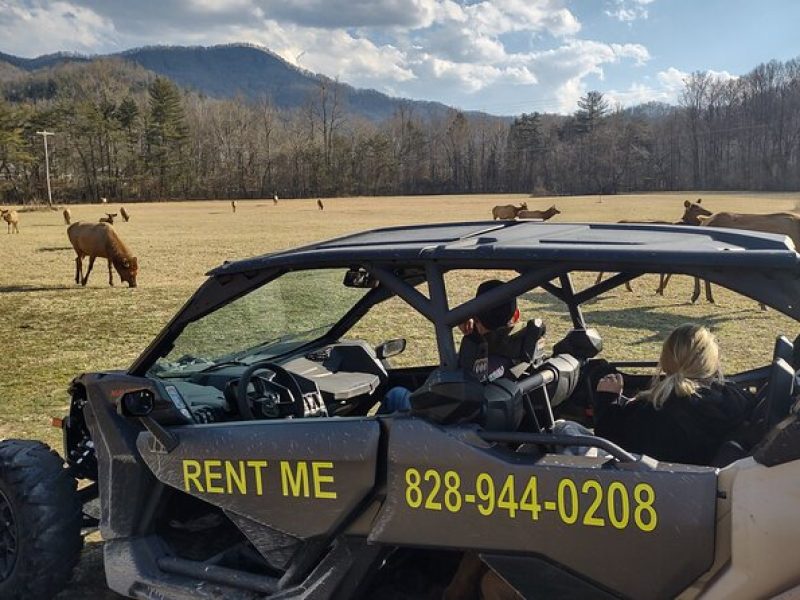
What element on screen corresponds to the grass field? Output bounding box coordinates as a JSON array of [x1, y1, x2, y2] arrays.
[[1, 190, 800, 599]]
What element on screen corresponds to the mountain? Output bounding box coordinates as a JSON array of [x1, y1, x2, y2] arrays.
[[0, 44, 487, 122], [0, 50, 88, 71]]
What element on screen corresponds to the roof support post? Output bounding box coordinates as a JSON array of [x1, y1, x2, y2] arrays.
[[573, 271, 643, 305], [368, 265, 434, 321], [559, 273, 586, 329], [426, 263, 458, 369], [444, 265, 564, 328]]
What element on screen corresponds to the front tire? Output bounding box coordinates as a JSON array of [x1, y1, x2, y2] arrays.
[[0, 440, 83, 600]]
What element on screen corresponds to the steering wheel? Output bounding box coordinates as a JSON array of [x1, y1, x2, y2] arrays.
[[236, 360, 306, 420]]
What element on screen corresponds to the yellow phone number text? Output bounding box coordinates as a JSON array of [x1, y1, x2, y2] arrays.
[[404, 468, 657, 532]]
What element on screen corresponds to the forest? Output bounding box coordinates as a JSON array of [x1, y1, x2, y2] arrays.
[[1, 54, 799, 203]]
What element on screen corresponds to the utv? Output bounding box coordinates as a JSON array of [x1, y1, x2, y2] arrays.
[[1, 221, 799, 599]]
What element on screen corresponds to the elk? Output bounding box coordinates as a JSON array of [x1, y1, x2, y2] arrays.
[[688, 211, 800, 307], [317, 199, 324, 211], [99, 213, 117, 225], [596, 200, 713, 293], [1, 209, 19, 233], [63, 208, 72, 225], [492, 202, 528, 220], [517, 206, 560, 221], [120, 206, 130, 222], [67, 222, 138, 287], [100, 197, 108, 204], [273, 193, 279, 205], [231, 200, 237, 213]]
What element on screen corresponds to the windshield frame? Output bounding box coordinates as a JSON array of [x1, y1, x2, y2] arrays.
[[143, 266, 375, 377]]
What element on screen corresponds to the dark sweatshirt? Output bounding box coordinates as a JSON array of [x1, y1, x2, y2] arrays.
[[594, 381, 756, 465]]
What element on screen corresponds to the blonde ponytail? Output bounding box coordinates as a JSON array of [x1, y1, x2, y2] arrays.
[[639, 324, 722, 409]]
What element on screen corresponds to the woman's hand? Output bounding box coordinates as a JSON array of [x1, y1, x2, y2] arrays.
[[597, 373, 624, 395]]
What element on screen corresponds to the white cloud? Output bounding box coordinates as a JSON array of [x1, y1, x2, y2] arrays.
[[605, 66, 738, 108], [605, 0, 655, 23], [526, 40, 651, 111], [0, 0, 661, 114], [462, 0, 580, 36], [0, 0, 117, 56]]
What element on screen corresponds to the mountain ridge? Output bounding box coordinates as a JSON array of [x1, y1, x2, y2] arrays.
[[0, 43, 502, 122]]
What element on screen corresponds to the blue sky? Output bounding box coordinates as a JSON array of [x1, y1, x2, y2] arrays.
[[1, 0, 798, 114]]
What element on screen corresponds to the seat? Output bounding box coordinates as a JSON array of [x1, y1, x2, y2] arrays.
[[709, 440, 747, 468], [765, 358, 795, 430], [773, 335, 793, 366], [456, 319, 547, 380]]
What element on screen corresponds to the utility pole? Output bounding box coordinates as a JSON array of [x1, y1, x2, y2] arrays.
[[36, 130, 54, 207]]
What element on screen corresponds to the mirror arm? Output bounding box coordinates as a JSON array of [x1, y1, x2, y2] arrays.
[[139, 417, 179, 453]]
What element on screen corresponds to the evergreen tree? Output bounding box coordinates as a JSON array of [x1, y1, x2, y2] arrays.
[[0, 100, 33, 200], [146, 77, 188, 197], [576, 90, 609, 133]]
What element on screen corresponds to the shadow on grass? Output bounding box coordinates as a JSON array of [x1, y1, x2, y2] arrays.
[[582, 303, 753, 345], [0, 284, 74, 293], [55, 538, 123, 600], [38, 245, 73, 252]]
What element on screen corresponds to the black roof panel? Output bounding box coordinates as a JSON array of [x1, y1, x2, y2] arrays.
[[210, 221, 800, 275]]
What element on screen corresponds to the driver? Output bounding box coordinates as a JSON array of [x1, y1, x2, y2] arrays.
[[380, 279, 532, 413], [593, 323, 756, 465]]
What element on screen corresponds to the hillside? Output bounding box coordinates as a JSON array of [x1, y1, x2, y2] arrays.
[[0, 44, 478, 122]]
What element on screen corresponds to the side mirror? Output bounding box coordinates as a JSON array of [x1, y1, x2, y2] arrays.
[[343, 268, 377, 288], [376, 338, 406, 360], [120, 389, 155, 417]]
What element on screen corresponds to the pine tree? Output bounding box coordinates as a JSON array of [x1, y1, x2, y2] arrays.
[[0, 100, 33, 199], [146, 78, 188, 197], [576, 91, 609, 134]]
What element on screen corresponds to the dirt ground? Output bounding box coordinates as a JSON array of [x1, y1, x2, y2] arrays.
[[1, 190, 799, 598]]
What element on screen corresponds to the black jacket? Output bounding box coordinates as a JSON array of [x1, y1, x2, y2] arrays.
[[594, 381, 756, 465]]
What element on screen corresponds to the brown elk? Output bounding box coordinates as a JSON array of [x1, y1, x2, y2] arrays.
[[686, 211, 800, 307], [517, 206, 560, 220], [492, 202, 528, 220], [67, 222, 138, 287], [63, 208, 72, 225], [231, 200, 237, 213], [99, 213, 117, 225], [1, 209, 19, 233], [596, 200, 713, 293], [317, 199, 324, 211], [120, 206, 130, 222]]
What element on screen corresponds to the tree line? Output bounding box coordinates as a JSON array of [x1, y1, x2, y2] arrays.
[[1, 55, 799, 204]]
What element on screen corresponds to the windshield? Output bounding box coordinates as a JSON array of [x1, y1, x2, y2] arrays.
[[149, 268, 369, 376]]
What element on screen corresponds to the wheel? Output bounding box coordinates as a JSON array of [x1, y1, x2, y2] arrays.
[[0, 440, 83, 600]]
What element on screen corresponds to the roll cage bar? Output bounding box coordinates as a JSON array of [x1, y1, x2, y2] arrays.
[[129, 221, 800, 376]]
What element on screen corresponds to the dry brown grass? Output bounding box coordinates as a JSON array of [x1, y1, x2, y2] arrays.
[[0, 190, 799, 599]]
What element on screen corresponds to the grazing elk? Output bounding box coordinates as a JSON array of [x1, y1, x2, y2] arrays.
[[67, 222, 138, 287], [99, 213, 117, 225], [687, 211, 800, 307], [517, 205, 561, 221], [492, 202, 528, 220], [120, 206, 130, 222], [596, 200, 713, 293], [231, 200, 237, 213], [1, 209, 19, 233], [317, 199, 324, 211], [63, 208, 72, 225]]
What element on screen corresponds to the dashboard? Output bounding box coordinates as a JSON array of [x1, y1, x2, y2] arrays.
[[150, 340, 388, 424]]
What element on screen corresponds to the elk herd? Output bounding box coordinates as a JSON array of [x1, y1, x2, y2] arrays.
[[1, 196, 800, 300]]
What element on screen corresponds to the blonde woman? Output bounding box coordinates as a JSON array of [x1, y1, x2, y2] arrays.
[[595, 324, 755, 465]]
